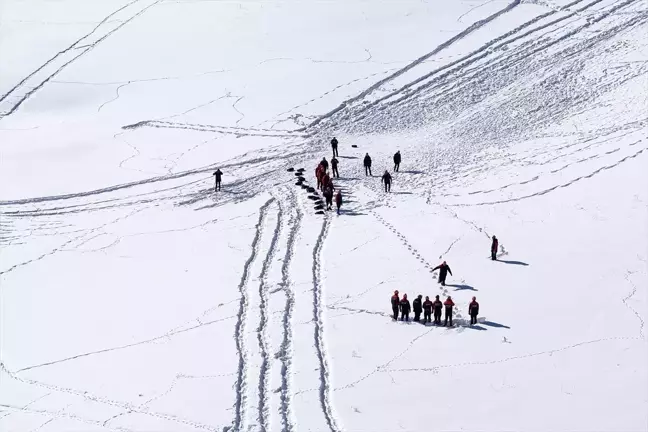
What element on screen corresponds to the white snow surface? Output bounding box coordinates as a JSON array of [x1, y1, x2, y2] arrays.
[[1, 0, 647, 431]]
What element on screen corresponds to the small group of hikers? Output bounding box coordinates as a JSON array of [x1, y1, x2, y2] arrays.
[[315, 157, 343, 214], [362, 151, 400, 193], [391, 291, 480, 326]]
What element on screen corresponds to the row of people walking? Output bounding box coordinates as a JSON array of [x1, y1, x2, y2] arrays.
[[391, 291, 480, 326]]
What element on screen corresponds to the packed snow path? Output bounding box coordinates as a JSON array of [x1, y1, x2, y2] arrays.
[[1, 0, 646, 431]]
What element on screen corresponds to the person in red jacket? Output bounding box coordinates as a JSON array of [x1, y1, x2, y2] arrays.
[[469, 296, 480, 325], [433, 295, 443, 325], [422, 296, 433, 324], [321, 172, 331, 191], [316, 165, 323, 189], [444, 296, 455, 327], [390, 290, 400, 320], [399, 294, 411, 321], [491, 236, 499, 260]]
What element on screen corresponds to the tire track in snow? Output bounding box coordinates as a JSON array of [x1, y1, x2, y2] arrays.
[[277, 192, 303, 432], [256, 197, 284, 432], [311, 215, 342, 432], [232, 198, 274, 432], [623, 272, 645, 340]]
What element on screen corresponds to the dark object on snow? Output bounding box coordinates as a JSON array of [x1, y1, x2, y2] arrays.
[[331, 137, 339, 157], [399, 295, 411, 321], [491, 236, 499, 260], [307, 187, 316, 193], [335, 190, 342, 215], [308, 195, 319, 200], [314, 204, 324, 210], [287, 167, 295, 172], [469, 297, 479, 325], [381, 171, 392, 192], [315, 210, 325, 215], [363, 153, 372, 176], [295, 172, 302, 177], [297, 176, 305, 181], [432, 261, 453, 286], [351, 144, 358, 148], [296, 168, 305, 172], [295, 181, 302, 186], [391, 291, 400, 320], [444, 296, 455, 327], [331, 157, 339, 178], [213, 169, 223, 192], [393, 151, 401, 172], [301, 184, 309, 189]]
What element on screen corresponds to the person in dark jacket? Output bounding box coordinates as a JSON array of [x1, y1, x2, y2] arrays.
[[331, 157, 339, 178], [491, 235, 499, 260], [469, 296, 479, 325], [393, 151, 401, 172], [381, 170, 392, 192], [412, 294, 423, 322], [320, 157, 329, 172], [335, 190, 342, 215], [321, 172, 331, 191], [323, 186, 333, 211], [399, 294, 411, 321], [331, 137, 339, 157], [213, 169, 223, 191], [422, 296, 433, 324], [432, 261, 453, 286], [363, 153, 372, 176], [391, 290, 400, 320], [316, 165, 324, 189], [444, 296, 455, 327], [433, 295, 443, 324]]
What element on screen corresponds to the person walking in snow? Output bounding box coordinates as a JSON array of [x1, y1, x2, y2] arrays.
[[422, 296, 433, 324], [381, 170, 392, 192], [213, 169, 223, 191], [444, 296, 455, 327], [391, 290, 400, 320], [400, 294, 411, 321], [469, 296, 479, 325], [393, 151, 401, 172], [432, 261, 453, 286], [491, 235, 499, 261], [320, 157, 329, 172], [363, 153, 372, 176], [321, 172, 331, 192], [316, 165, 324, 189], [323, 186, 334, 211], [335, 190, 343, 215], [331, 156, 339, 178], [412, 294, 423, 322], [433, 295, 443, 325], [331, 137, 339, 157]]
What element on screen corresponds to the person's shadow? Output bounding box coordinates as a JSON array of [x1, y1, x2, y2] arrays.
[[447, 284, 478, 291], [497, 259, 529, 266]]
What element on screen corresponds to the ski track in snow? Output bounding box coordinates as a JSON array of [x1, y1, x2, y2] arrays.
[[311, 215, 342, 432], [232, 198, 275, 432]]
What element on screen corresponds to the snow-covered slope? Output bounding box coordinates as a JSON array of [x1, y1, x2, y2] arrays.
[[1, 0, 646, 431]]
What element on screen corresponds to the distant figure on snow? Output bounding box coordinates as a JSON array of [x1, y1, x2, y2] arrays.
[[432, 261, 453, 286], [400, 294, 411, 321], [363, 153, 372, 176], [413, 294, 423, 322], [444, 296, 455, 327], [331, 157, 339, 178], [491, 235, 499, 260], [422, 296, 433, 324], [469, 296, 479, 325], [320, 157, 329, 172], [335, 190, 343, 215], [391, 290, 400, 320], [393, 151, 401, 172], [213, 169, 223, 191], [433, 295, 443, 325], [331, 137, 339, 157], [381, 170, 392, 192]]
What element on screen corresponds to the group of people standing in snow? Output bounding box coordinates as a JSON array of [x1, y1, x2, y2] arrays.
[[362, 150, 400, 193], [391, 290, 480, 326], [315, 156, 343, 214]]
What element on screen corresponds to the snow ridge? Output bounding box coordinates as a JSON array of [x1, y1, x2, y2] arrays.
[[232, 198, 275, 432], [311, 215, 341, 432], [278, 191, 303, 432], [256, 198, 284, 432]]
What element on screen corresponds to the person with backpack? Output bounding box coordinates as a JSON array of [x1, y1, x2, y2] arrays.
[[331, 157, 339, 178], [391, 290, 400, 320], [363, 153, 372, 176], [422, 296, 433, 324], [469, 296, 480, 325], [444, 296, 455, 327], [335, 190, 343, 215], [432, 261, 453, 286], [393, 151, 401, 172], [491, 235, 499, 260], [433, 295, 443, 324], [412, 294, 423, 322], [213, 169, 223, 191], [331, 137, 339, 157], [399, 294, 411, 321], [381, 170, 392, 192]]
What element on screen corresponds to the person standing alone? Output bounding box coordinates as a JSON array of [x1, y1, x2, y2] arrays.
[[491, 235, 499, 260], [432, 261, 453, 286], [393, 151, 401, 172], [331, 137, 339, 157], [381, 170, 392, 192], [331, 156, 339, 178], [213, 169, 223, 191], [469, 296, 479, 325], [363, 153, 372, 176]]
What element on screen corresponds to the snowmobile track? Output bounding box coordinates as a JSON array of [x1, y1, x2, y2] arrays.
[[232, 198, 275, 432], [311, 214, 342, 432]]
